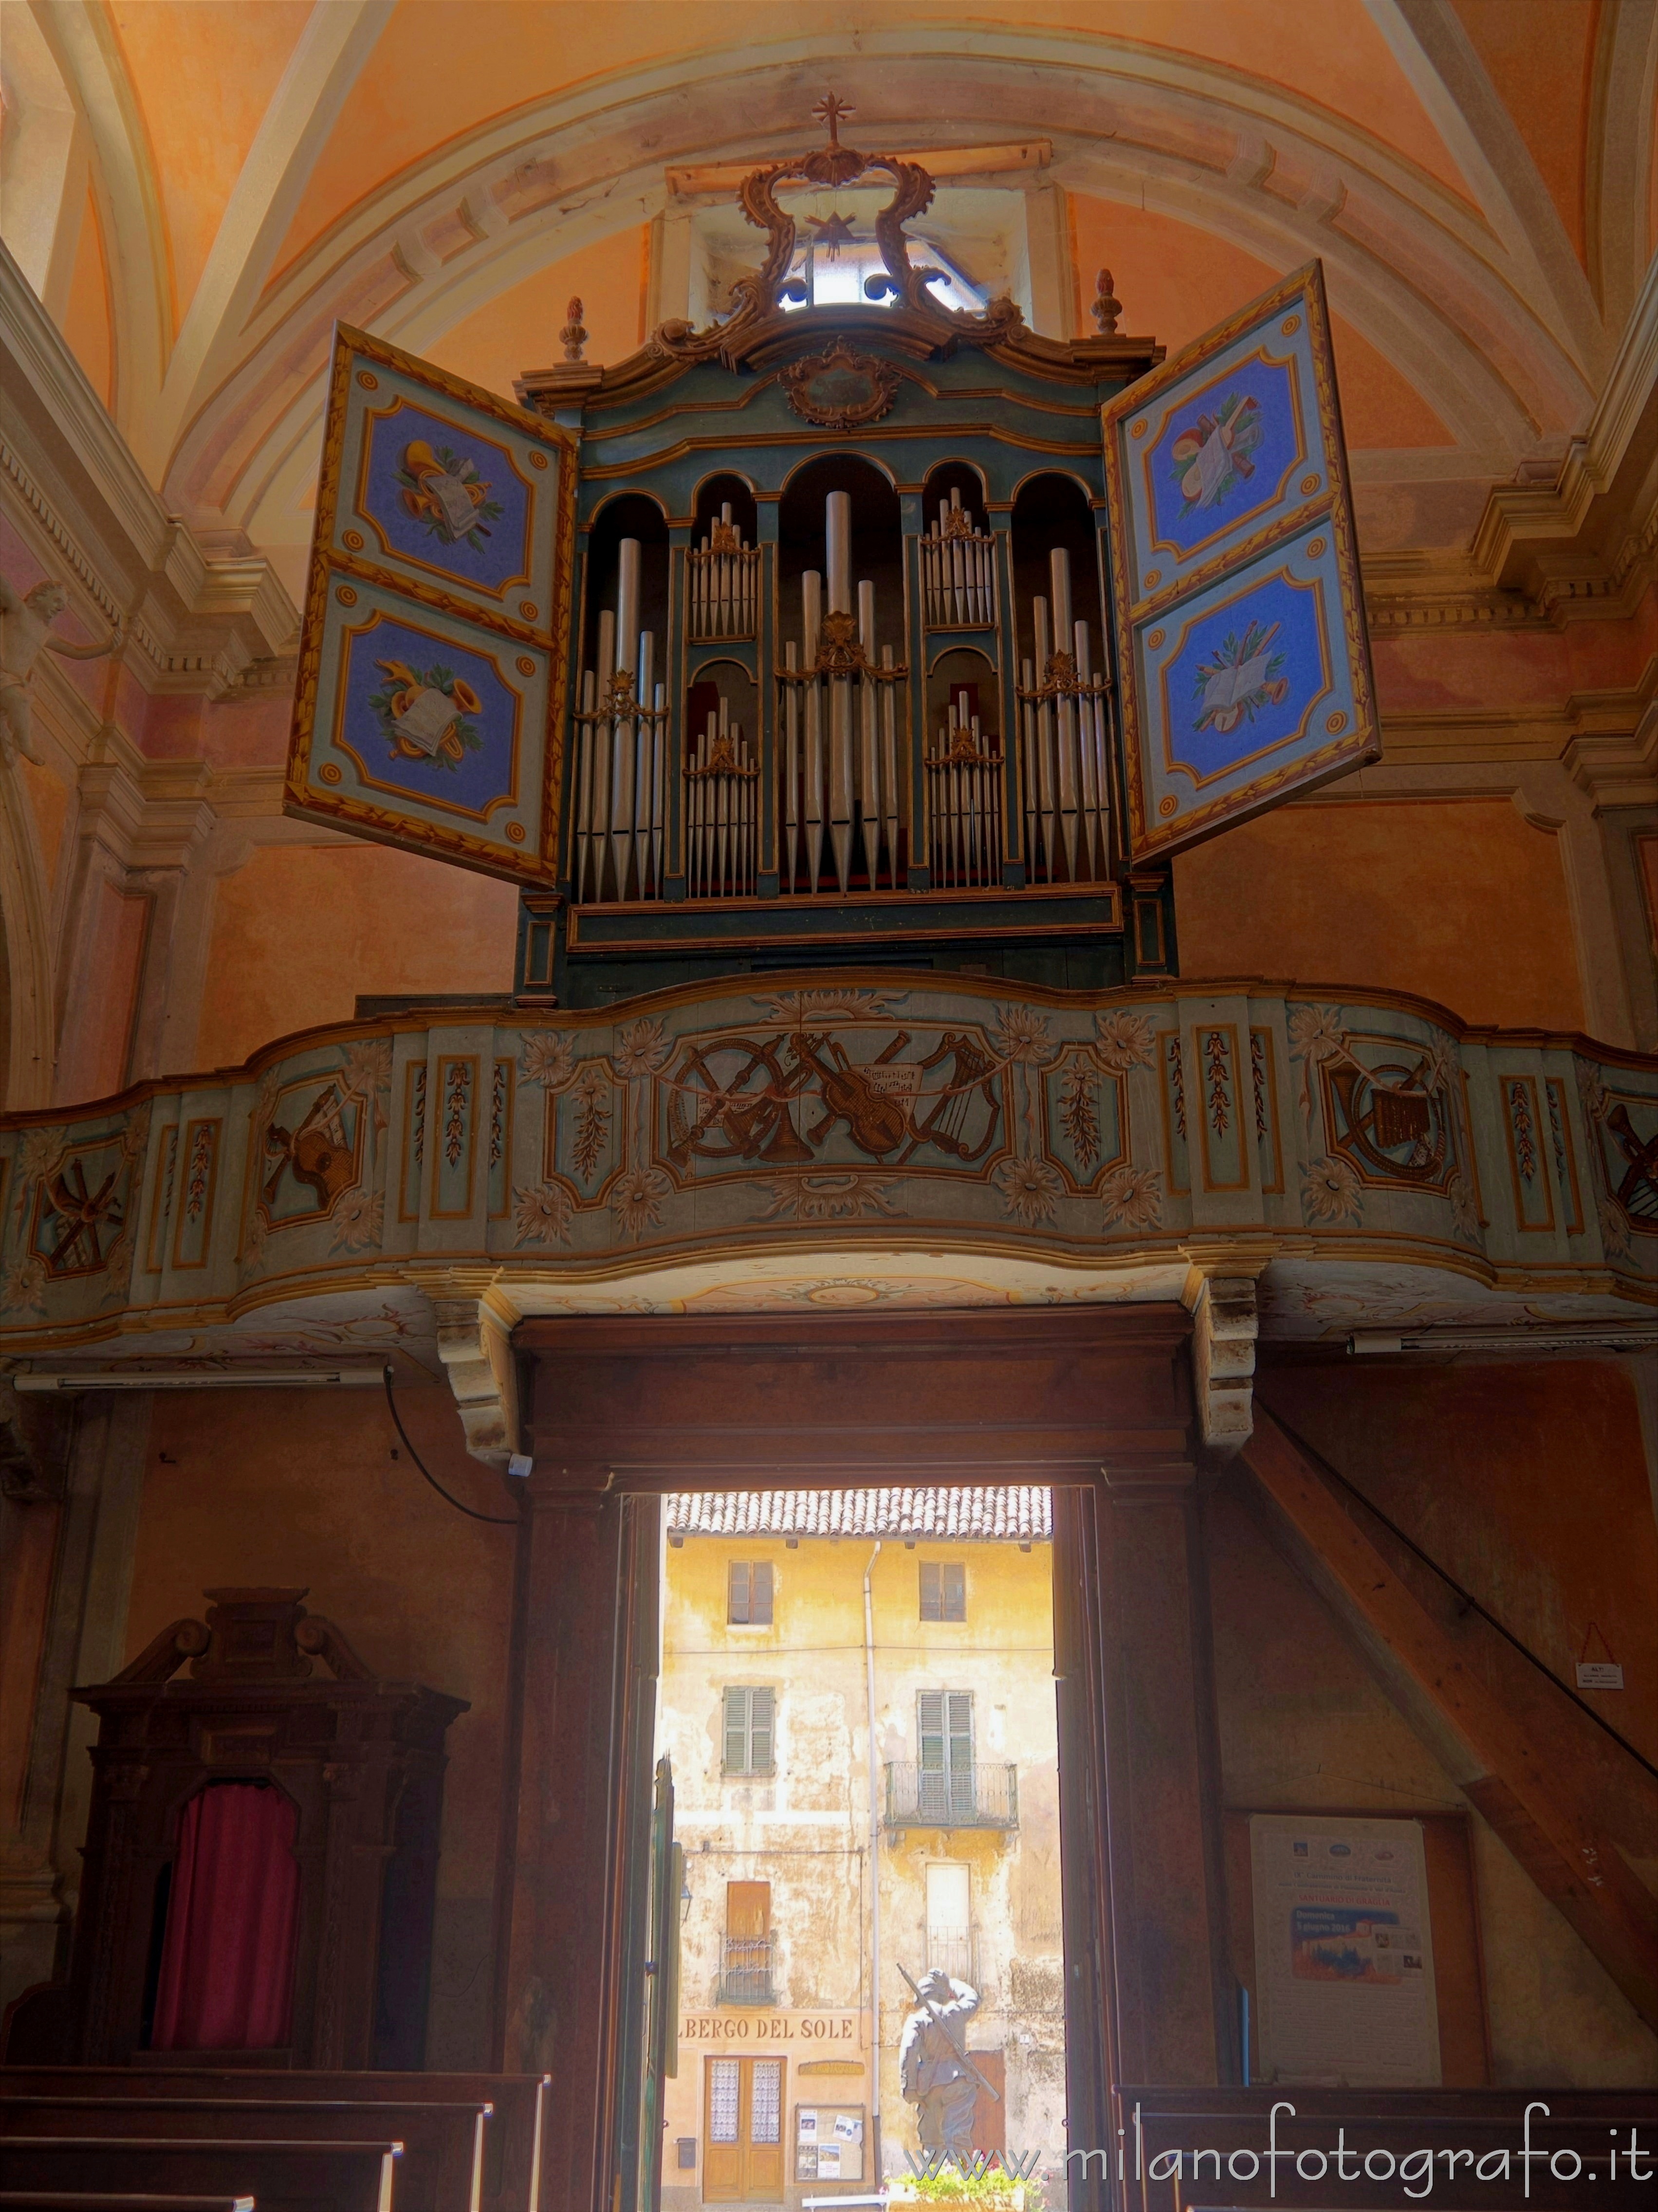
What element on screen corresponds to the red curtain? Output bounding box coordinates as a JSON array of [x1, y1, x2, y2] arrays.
[[151, 1782, 300, 2051]]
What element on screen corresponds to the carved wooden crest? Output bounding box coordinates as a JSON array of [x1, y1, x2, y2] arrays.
[[780, 337, 902, 429]]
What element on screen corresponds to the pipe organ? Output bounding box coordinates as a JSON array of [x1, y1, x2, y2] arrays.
[[285, 105, 1378, 1006]]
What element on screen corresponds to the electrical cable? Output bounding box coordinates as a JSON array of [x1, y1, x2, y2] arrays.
[[382, 1363, 519, 1526], [1258, 1398, 1658, 1783]]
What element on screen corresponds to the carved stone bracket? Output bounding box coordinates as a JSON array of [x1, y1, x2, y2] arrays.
[[1182, 1255, 1266, 1457], [419, 1270, 523, 1469]]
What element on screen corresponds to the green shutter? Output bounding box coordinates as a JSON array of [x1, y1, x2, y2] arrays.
[[750, 1686, 774, 1771], [724, 1686, 748, 1770], [918, 1690, 945, 1771], [729, 1560, 750, 1623], [752, 1561, 774, 1625]]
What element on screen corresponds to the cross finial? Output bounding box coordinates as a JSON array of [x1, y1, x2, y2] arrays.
[[812, 91, 854, 146]]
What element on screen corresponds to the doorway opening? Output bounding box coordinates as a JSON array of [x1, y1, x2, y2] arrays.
[[652, 1486, 1068, 2208]]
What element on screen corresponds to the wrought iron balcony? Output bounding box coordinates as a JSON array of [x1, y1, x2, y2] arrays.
[[718, 1933, 775, 2004], [884, 1762, 1018, 1832]]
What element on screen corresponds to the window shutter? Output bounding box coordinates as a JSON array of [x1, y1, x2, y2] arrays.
[[918, 1690, 945, 1771], [942, 1563, 966, 1621], [1101, 262, 1380, 862], [724, 1686, 749, 1770], [285, 327, 574, 882], [947, 1692, 973, 1768], [728, 1560, 750, 1624], [749, 1686, 774, 1771], [751, 1561, 774, 1625], [920, 1562, 941, 1620]]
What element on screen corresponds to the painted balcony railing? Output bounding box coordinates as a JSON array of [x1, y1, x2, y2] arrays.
[[0, 976, 1652, 1372], [884, 1762, 1018, 1831], [718, 1935, 775, 2005]]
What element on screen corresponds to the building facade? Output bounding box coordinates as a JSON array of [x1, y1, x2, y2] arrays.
[[659, 1488, 1064, 2199]]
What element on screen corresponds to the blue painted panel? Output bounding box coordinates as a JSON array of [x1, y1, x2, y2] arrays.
[[292, 568, 556, 878], [1103, 262, 1379, 861], [1128, 522, 1361, 841], [287, 327, 573, 884]]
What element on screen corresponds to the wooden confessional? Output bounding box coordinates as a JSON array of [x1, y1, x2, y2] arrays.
[[60, 1587, 466, 2067]]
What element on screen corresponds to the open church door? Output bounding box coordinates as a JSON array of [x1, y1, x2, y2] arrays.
[[286, 325, 575, 882], [1102, 261, 1379, 864]]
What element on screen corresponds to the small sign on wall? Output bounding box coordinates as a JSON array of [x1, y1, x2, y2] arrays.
[[1576, 1624, 1624, 1691]]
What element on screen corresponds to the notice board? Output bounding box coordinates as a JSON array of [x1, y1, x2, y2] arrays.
[[1225, 1809, 1492, 2087]]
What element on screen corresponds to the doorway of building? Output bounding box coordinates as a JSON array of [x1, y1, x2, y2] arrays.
[[652, 1486, 1068, 2209]]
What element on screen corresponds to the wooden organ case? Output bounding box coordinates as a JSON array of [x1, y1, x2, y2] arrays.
[[284, 100, 1377, 1030], [62, 1588, 467, 2067], [511, 116, 1175, 1007]]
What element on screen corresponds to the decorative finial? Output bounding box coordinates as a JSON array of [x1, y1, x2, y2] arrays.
[[812, 91, 854, 146], [560, 296, 588, 364], [1091, 268, 1122, 337]]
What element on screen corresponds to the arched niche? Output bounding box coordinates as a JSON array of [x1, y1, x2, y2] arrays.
[[925, 643, 999, 754], [692, 472, 759, 549], [921, 459, 989, 538], [583, 493, 669, 676], [777, 453, 902, 663], [1009, 472, 1104, 681]]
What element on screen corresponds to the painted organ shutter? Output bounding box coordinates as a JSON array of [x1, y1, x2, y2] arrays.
[[286, 326, 575, 883], [1101, 260, 1379, 863]]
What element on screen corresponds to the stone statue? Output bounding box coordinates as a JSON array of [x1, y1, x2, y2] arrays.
[[898, 1966, 983, 2155], [0, 576, 121, 765]]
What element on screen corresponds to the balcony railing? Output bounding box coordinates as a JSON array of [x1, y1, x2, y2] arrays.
[[884, 1762, 1018, 1831], [718, 1933, 775, 2004]]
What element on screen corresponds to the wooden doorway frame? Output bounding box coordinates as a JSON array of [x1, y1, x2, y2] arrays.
[[493, 1307, 1234, 2212]]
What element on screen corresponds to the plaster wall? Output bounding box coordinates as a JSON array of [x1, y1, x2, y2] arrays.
[[1210, 1356, 1658, 2089], [118, 1381, 515, 2068], [1172, 796, 1587, 1033]]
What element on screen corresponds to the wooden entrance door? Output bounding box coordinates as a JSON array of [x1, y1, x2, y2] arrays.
[[703, 2055, 785, 2201]]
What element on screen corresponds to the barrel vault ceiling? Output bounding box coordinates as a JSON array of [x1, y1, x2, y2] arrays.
[[3, 0, 1652, 601]]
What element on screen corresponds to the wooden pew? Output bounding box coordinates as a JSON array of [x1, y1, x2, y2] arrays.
[[0, 2197, 254, 2211], [0, 2100, 485, 2212], [0, 2139, 400, 2212], [0, 2074, 547, 2212]]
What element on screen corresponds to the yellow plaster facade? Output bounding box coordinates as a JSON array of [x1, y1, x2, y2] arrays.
[[660, 1510, 1064, 2194]]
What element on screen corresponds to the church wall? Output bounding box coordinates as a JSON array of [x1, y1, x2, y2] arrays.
[[1171, 795, 1586, 1033], [119, 1381, 516, 2068], [193, 843, 519, 1071], [1207, 1356, 1658, 2089]]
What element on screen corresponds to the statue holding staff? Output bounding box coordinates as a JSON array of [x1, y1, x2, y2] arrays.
[[897, 1960, 997, 2156]]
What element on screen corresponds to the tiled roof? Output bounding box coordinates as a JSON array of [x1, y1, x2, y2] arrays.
[[664, 1486, 1051, 1541]]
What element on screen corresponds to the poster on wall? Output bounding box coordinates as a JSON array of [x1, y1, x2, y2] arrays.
[[1250, 1813, 1441, 2087]]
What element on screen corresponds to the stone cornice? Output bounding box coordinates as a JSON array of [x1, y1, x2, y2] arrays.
[[0, 240, 299, 701], [1365, 263, 1658, 635]]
